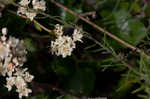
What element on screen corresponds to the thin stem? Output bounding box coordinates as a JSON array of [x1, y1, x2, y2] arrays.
[[34, 19, 51, 33], [7, 10, 52, 33], [85, 34, 148, 80]]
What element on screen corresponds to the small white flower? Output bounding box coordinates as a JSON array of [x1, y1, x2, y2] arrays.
[[32, 0, 37, 5], [59, 44, 73, 58], [17, 7, 28, 15], [24, 72, 34, 82], [2, 28, 8, 35], [0, 43, 10, 59], [5, 77, 16, 91], [8, 36, 19, 47], [19, 0, 31, 6], [32, 0, 46, 11], [51, 24, 83, 58], [54, 24, 63, 37], [1, 36, 7, 41], [12, 57, 19, 66], [25, 11, 37, 21], [51, 36, 75, 58], [73, 29, 83, 42], [4, 57, 12, 69], [14, 68, 27, 76], [15, 76, 26, 88], [16, 87, 32, 99]]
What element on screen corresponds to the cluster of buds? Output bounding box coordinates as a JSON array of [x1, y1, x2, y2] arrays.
[[17, 0, 46, 21], [0, 28, 34, 99], [51, 24, 83, 58]]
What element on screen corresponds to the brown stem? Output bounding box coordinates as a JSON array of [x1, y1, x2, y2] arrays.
[[7, 10, 51, 33], [50, 0, 150, 60], [80, 11, 96, 18]]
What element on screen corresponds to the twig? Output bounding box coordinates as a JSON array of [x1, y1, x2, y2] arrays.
[[7, 10, 51, 33], [50, 0, 150, 60], [33, 19, 51, 33], [80, 11, 96, 18], [75, 11, 96, 23]]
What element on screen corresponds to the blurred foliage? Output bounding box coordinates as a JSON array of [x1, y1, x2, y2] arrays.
[[1, 0, 150, 99]]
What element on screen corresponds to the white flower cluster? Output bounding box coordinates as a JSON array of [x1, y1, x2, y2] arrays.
[[17, 0, 46, 21], [0, 28, 34, 99], [51, 24, 83, 58]]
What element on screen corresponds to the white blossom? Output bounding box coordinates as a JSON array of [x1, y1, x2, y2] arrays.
[[55, 24, 63, 37], [14, 68, 28, 76], [1, 36, 7, 41], [25, 11, 37, 21], [32, 0, 46, 11], [15, 76, 26, 88], [5, 77, 16, 91], [19, 0, 31, 6], [73, 29, 83, 42], [17, 0, 46, 21], [51, 36, 75, 58], [2, 27, 8, 35], [8, 36, 19, 47], [0, 28, 34, 99], [17, 7, 28, 15], [0, 43, 10, 59], [24, 72, 34, 82], [16, 87, 32, 99], [51, 24, 83, 58]]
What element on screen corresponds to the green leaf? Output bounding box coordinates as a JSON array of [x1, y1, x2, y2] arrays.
[[110, 9, 147, 46], [24, 38, 36, 52], [132, 85, 145, 94], [26, 18, 31, 24], [34, 22, 42, 32]]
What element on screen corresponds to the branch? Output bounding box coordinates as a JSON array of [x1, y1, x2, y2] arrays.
[[50, 0, 150, 60], [7, 10, 52, 33], [80, 11, 96, 18]]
